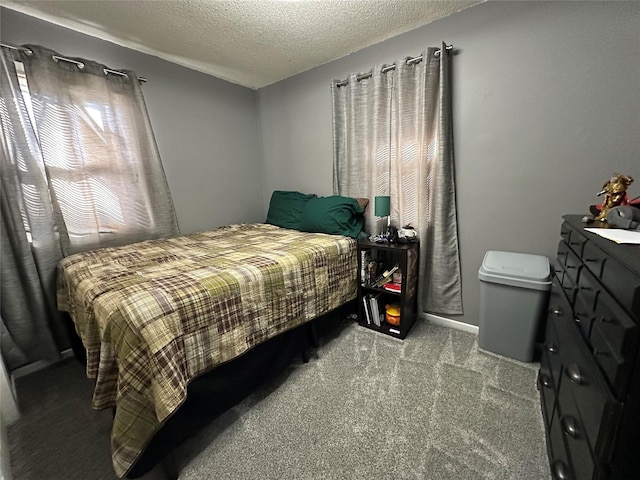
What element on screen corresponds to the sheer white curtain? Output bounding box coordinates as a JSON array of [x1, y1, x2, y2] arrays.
[[0, 45, 179, 370], [332, 43, 463, 315]]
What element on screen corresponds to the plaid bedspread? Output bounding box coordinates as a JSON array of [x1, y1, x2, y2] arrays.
[[57, 223, 357, 477]]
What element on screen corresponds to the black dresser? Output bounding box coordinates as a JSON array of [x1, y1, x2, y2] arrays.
[[538, 215, 640, 480]]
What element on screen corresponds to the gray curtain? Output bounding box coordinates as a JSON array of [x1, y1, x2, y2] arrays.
[[332, 43, 463, 315], [1, 49, 64, 369], [0, 45, 179, 371]]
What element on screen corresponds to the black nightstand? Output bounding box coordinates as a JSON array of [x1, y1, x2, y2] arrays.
[[357, 240, 419, 339]]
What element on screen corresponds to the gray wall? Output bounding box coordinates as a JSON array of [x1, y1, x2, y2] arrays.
[[258, 0, 640, 326], [1, 8, 264, 234], [3, 2, 638, 328]]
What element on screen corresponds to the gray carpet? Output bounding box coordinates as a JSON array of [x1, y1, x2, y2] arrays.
[[7, 320, 550, 480]]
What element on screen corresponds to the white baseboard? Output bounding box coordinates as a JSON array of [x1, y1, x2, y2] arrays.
[[1, 359, 20, 425], [422, 312, 479, 335], [3, 349, 76, 427], [11, 349, 75, 380]]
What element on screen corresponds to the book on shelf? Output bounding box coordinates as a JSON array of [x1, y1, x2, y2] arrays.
[[369, 293, 383, 326], [367, 260, 378, 286], [362, 294, 372, 324], [372, 263, 400, 288]]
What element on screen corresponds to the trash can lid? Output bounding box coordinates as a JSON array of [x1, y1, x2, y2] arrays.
[[478, 251, 552, 291]]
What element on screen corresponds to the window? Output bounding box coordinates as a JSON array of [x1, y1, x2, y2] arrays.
[[8, 57, 176, 253]]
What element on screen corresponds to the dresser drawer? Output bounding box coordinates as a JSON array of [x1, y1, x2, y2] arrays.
[[541, 284, 572, 428], [539, 367, 556, 428], [556, 240, 570, 284], [590, 291, 639, 399], [574, 267, 602, 338], [540, 316, 561, 426], [561, 221, 573, 246], [547, 283, 572, 384], [600, 257, 640, 319], [555, 316, 620, 461], [582, 240, 607, 279], [564, 247, 583, 286], [562, 277, 579, 310], [549, 403, 575, 480], [554, 264, 565, 288], [567, 227, 588, 258], [556, 397, 596, 480], [562, 247, 583, 308], [557, 240, 571, 267]]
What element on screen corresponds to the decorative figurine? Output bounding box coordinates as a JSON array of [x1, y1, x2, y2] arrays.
[[594, 173, 634, 222]]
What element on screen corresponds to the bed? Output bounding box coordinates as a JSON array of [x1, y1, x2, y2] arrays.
[[57, 218, 360, 477]]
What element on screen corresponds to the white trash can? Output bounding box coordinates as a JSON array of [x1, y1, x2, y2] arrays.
[[478, 251, 552, 362]]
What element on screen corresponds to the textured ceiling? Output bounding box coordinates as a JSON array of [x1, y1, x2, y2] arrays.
[[4, 0, 481, 89]]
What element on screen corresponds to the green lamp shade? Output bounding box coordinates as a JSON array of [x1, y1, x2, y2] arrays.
[[374, 196, 391, 217]]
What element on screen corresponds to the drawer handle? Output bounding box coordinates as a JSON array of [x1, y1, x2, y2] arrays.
[[574, 313, 586, 325], [551, 460, 570, 480], [561, 416, 578, 438], [566, 364, 583, 385], [539, 374, 551, 388]]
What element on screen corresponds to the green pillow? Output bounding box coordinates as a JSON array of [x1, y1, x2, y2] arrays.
[[265, 191, 316, 230], [300, 196, 365, 238]]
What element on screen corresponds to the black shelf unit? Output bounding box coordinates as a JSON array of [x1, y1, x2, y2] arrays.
[[357, 239, 419, 339]]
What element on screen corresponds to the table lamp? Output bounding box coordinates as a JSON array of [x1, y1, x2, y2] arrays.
[[374, 195, 391, 236]]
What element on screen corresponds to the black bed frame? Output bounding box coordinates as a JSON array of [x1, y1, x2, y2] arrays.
[[65, 301, 356, 478]]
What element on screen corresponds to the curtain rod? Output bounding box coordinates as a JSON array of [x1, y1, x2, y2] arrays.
[[1, 42, 147, 83], [334, 44, 453, 88]]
